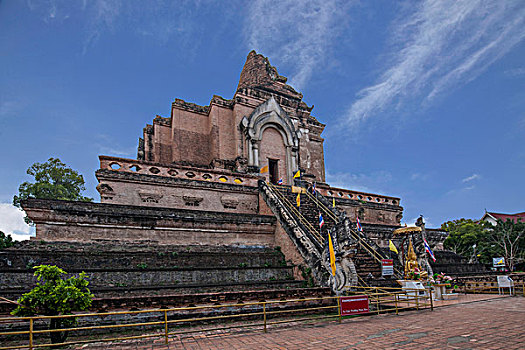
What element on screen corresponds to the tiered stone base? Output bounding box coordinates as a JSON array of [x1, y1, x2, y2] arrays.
[[0, 241, 315, 313]]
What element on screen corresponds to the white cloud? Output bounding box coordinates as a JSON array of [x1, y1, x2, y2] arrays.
[[83, 0, 122, 54], [504, 67, 525, 77], [462, 173, 480, 183], [0, 100, 20, 119], [326, 170, 393, 194], [95, 134, 136, 158], [0, 203, 33, 241], [245, 0, 352, 90], [411, 172, 429, 181], [344, 0, 525, 128]]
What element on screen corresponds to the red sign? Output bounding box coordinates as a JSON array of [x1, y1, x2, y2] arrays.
[[340, 295, 369, 316], [381, 259, 394, 276]]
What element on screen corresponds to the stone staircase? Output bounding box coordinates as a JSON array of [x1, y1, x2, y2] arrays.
[[259, 182, 400, 291]]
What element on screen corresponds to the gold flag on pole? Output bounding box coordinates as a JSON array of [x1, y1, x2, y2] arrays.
[[389, 240, 399, 254], [328, 233, 336, 276]]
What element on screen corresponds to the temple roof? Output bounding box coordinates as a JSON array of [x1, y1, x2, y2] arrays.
[[482, 211, 525, 224]]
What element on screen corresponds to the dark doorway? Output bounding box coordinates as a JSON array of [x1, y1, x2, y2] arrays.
[[268, 159, 279, 184]]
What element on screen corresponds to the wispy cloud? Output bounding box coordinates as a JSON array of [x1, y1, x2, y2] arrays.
[[0, 100, 20, 119], [446, 174, 480, 195], [245, 0, 352, 90], [26, 1, 214, 55], [411, 172, 429, 181], [27, 0, 71, 22], [326, 170, 393, 194], [83, 0, 122, 54], [462, 173, 480, 183], [504, 67, 525, 78], [95, 134, 135, 158], [344, 0, 525, 128]]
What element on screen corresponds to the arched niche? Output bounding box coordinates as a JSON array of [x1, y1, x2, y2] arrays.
[[241, 97, 300, 183]]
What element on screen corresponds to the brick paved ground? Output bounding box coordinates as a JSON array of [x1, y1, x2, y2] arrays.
[[72, 295, 524, 349]]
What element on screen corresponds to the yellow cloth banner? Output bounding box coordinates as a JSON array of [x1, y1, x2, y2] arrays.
[[293, 170, 300, 178], [332, 197, 335, 208], [259, 165, 269, 174], [296, 193, 300, 207], [389, 240, 399, 254], [328, 232, 336, 276]]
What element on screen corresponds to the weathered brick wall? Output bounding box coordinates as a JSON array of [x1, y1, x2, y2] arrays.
[[153, 121, 172, 163], [273, 223, 306, 280], [336, 199, 403, 226], [170, 104, 214, 165], [22, 199, 277, 246], [97, 173, 260, 214], [0, 243, 287, 270], [0, 242, 300, 300], [0, 267, 294, 293]]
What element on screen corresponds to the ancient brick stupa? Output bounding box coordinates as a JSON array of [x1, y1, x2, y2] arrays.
[[12, 51, 422, 298], [23, 51, 403, 245]]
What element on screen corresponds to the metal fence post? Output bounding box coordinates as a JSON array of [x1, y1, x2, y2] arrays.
[[429, 287, 434, 311], [337, 297, 342, 323], [394, 293, 398, 315], [376, 289, 380, 315], [29, 318, 33, 350], [416, 291, 419, 310], [164, 310, 168, 344], [263, 302, 267, 333]]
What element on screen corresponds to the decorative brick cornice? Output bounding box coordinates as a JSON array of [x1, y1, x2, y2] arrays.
[[21, 198, 276, 225], [172, 98, 210, 115]]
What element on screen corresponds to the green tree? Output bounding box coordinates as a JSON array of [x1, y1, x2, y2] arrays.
[[0, 230, 15, 249], [486, 219, 525, 271], [442, 218, 525, 270], [13, 158, 93, 224], [11, 265, 94, 345], [442, 219, 491, 261]]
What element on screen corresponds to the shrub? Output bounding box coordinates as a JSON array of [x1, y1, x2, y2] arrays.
[[11, 265, 94, 345]]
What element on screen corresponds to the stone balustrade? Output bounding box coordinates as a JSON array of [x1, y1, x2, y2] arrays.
[[319, 186, 400, 206], [99, 156, 260, 187]]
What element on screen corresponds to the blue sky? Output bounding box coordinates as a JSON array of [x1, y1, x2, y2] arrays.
[[1, 0, 524, 239]]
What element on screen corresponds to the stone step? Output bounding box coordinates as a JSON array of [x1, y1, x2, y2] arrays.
[[0, 249, 286, 270], [87, 286, 332, 311], [0, 265, 296, 296]]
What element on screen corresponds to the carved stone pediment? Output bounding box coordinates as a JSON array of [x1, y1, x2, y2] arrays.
[[183, 195, 203, 207], [138, 190, 163, 203], [221, 196, 239, 209]]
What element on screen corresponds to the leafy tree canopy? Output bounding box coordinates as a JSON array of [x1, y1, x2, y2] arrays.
[[12, 265, 94, 344], [442, 219, 491, 259], [442, 218, 525, 270], [13, 158, 92, 224], [0, 230, 15, 249]]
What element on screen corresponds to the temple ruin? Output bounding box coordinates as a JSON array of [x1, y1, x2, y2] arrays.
[[2, 51, 459, 305]]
